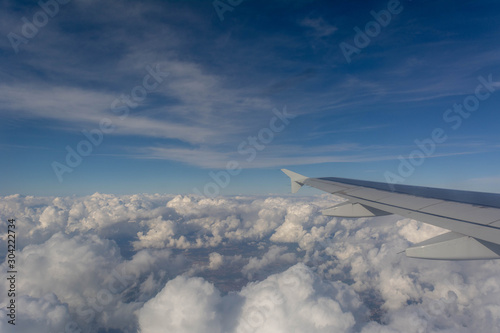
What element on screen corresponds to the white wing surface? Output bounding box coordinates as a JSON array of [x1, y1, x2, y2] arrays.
[[282, 169, 500, 260]]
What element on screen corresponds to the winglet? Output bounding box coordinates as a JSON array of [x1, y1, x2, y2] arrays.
[[281, 169, 308, 193]]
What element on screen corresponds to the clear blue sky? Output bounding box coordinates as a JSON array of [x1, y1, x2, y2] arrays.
[[2, 0, 500, 196]]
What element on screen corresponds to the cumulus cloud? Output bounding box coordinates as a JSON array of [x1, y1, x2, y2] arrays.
[[138, 264, 365, 333], [242, 245, 296, 279], [208, 252, 224, 270], [0, 294, 73, 333], [138, 275, 222, 333], [1, 193, 500, 332]]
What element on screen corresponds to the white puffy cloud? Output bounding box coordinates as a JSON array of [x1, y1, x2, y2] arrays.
[[0, 230, 186, 332], [138, 264, 365, 333], [0, 232, 141, 332], [138, 275, 222, 333], [397, 218, 447, 244], [2, 193, 500, 332], [242, 245, 296, 279], [0, 294, 73, 333], [208, 252, 224, 270]]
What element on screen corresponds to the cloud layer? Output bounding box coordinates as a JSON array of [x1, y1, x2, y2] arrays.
[[2, 193, 500, 332]]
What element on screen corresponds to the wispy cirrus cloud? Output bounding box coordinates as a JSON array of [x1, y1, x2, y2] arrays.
[[127, 141, 493, 169], [300, 16, 338, 37], [3, 0, 500, 194]]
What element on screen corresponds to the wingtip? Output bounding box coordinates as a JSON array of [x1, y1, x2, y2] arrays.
[[281, 169, 308, 193], [281, 169, 307, 180]]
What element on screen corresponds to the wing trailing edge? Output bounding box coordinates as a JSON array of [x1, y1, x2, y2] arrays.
[[405, 232, 500, 260]]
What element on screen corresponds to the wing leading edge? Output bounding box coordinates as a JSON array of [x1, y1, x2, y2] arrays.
[[281, 169, 500, 260]]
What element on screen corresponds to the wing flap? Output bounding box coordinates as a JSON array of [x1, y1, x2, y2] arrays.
[[406, 232, 500, 260]]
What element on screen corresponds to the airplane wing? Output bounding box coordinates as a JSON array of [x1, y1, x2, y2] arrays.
[[281, 169, 500, 260]]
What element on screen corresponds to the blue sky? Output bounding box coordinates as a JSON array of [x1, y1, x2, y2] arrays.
[[2, 0, 500, 196]]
